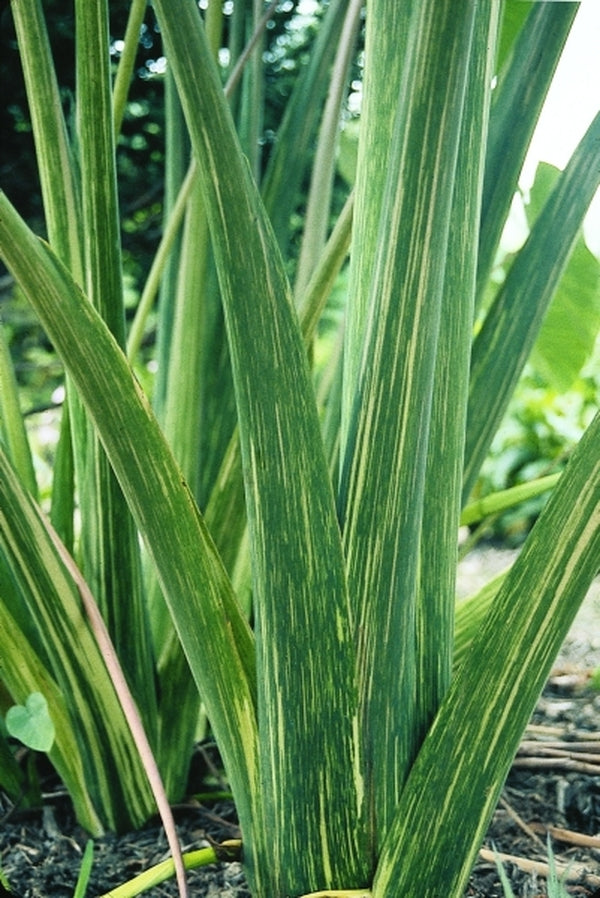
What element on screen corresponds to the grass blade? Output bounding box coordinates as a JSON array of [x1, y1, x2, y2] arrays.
[[476, 3, 577, 301], [293, 0, 362, 299]]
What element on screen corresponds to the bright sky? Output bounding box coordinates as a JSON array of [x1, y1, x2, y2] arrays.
[[522, 1, 600, 254]]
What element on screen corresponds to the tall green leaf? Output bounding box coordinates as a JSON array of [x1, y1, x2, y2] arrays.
[[476, 2, 577, 302], [416, 2, 499, 737], [340, 0, 409, 449], [340, 0, 478, 853], [152, 4, 367, 894], [150, 177, 209, 794], [152, 71, 190, 417], [74, 0, 156, 728], [293, 0, 362, 299], [10, 0, 83, 278], [375, 409, 600, 898], [9, 0, 83, 542]]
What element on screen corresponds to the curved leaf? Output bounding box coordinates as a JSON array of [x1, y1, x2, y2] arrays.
[[0, 448, 155, 832], [0, 191, 258, 840], [375, 409, 600, 898]]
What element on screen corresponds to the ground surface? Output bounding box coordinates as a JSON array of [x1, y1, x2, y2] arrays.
[[2, 547, 600, 898]]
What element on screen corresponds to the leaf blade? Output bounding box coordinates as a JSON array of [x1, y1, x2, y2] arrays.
[[0, 191, 259, 840], [375, 409, 600, 898], [152, 4, 367, 892]]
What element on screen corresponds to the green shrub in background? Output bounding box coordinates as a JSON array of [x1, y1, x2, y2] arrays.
[[477, 362, 599, 545], [475, 160, 600, 544], [1, 3, 600, 898]]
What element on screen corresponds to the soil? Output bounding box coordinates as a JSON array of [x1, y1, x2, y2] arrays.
[[2, 547, 600, 898]]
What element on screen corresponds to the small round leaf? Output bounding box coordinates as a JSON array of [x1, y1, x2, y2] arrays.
[[5, 692, 56, 752]]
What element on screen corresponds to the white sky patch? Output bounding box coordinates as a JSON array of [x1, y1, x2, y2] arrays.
[[521, 2, 600, 255]]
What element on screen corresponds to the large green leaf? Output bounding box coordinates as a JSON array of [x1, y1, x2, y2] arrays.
[[340, 0, 480, 853], [0, 191, 258, 843], [153, 4, 366, 894], [532, 236, 600, 391], [375, 408, 600, 898]]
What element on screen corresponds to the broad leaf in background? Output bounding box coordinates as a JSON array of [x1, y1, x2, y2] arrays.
[[464, 111, 600, 502], [527, 162, 600, 392]]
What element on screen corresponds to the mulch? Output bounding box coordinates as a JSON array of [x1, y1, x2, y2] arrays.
[[2, 671, 600, 898]]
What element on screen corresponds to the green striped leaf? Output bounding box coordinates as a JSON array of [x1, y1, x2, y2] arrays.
[[476, 2, 577, 301], [73, 0, 157, 728], [151, 72, 190, 416], [152, 4, 366, 894], [293, 0, 362, 300], [10, 0, 83, 279], [340, 0, 410, 445], [340, 0, 479, 852], [375, 408, 600, 898], [453, 570, 508, 674], [416, 2, 499, 737], [261, 0, 350, 251], [0, 448, 155, 834], [151, 179, 213, 794], [0, 323, 37, 497], [0, 191, 259, 842]]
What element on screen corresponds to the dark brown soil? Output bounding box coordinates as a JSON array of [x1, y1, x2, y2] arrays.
[[2, 671, 600, 898], [4, 539, 600, 898], [0, 787, 248, 898]]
